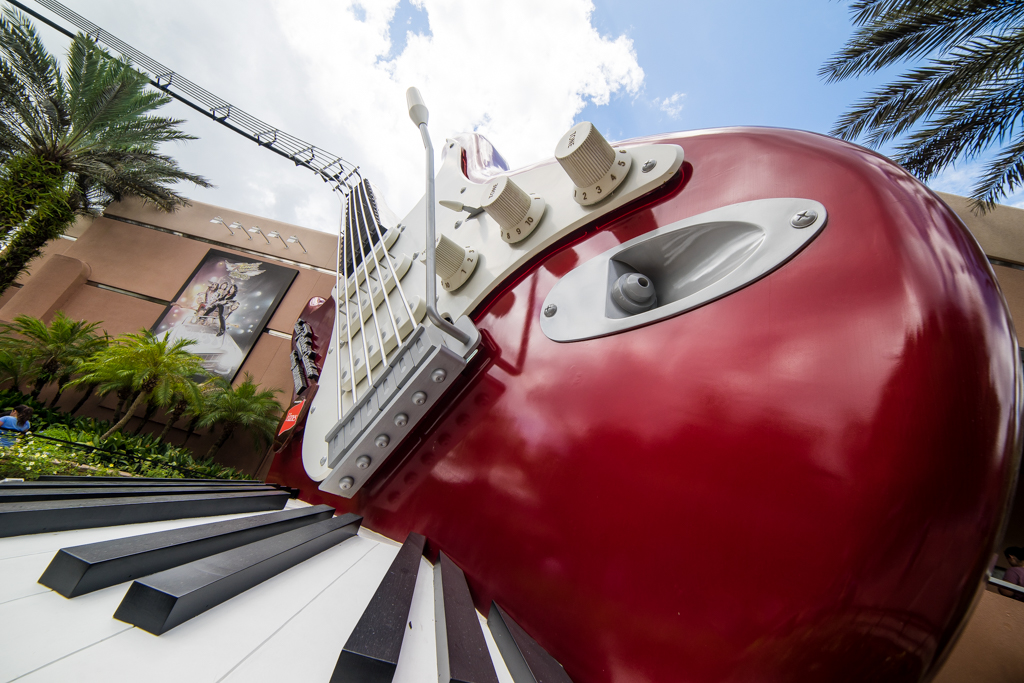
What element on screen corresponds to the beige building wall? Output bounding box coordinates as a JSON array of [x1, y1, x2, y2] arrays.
[[0, 197, 337, 474]]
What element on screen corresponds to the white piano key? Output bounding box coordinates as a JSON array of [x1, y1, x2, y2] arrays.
[[13, 535, 382, 683], [392, 555, 439, 683], [219, 542, 400, 682]]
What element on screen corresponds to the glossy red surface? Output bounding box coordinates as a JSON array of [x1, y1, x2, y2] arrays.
[[272, 128, 1022, 682]]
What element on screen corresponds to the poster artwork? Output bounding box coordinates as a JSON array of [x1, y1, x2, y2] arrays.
[[152, 249, 297, 381]]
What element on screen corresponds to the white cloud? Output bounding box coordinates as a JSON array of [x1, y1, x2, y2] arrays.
[[928, 163, 980, 198], [654, 92, 686, 119], [35, 0, 643, 232], [275, 0, 644, 222]]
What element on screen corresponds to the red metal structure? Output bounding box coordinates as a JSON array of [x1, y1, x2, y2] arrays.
[[270, 127, 1022, 683]]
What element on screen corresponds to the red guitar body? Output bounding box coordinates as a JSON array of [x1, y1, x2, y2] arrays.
[[270, 127, 1022, 682]]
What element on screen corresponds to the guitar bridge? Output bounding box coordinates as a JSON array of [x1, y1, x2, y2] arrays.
[[319, 318, 480, 497]]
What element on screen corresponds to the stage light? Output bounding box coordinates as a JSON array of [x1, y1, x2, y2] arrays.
[[209, 216, 235, 236], [267, 231, 289, 249], [248, 226, 270, 245], [286, 236, 308, 253]]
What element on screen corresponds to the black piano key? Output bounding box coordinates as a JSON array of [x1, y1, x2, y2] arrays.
[[331, 532, 427, 683], [487, 602, 573, 683], [435, 552, 499, 683], [39, 504, 336, 597], [113, 513, 362, 635], [0, 491, 290, 538], [0, 484, 276, 503]]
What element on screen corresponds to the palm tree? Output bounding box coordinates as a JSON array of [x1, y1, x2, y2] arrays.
[[158, 377, 215, 442], [198, 374, 282, 460], [0, 312, 105, 402], [822, 1, 1024, 210], [73, 329, 206, 440], [0, 346, 35, 391], [0, 7, 210, 295]]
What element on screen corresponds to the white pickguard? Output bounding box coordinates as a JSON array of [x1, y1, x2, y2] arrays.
[[302, 138, 684, 481]]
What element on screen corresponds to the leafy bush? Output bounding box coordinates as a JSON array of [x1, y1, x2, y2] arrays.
[[0, 435, 124, 480], [0, 389, 250, 480], [40, 424, 250, 480]]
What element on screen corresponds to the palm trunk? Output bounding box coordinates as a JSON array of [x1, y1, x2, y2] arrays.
[[30, 375, 46, 400], [102, 390, 149, 440], [113, 388, 137, 423], [159, 401, 187, 441], [0, 156, 60, 240], [49, 374, 71, 408], [133, 401, 159, 435], [0, 167, 74, 298], [182, 415, 200, 446], [207, 426, 235, 460], [113, 394, 127, 423], [70, 384, 96, 415]]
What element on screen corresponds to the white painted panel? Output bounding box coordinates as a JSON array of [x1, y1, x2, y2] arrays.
[[392, 556, 437, 683], [218, 542, 399, 682], [0, 583, 133, 682], [14, 536, 381, 683], [479, 611, 515, 683]]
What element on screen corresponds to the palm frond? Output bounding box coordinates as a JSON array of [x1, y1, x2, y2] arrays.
[[822, 0, 1023, 82], [825, 0, 1024, 210]]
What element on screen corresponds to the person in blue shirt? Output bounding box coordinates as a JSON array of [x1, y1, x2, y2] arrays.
[[0, 405, 32, 447]]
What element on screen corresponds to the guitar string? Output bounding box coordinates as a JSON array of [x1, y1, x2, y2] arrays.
[[351, 182, 391, 374], [363, 182, 416, 329], [346, 197, 374, 393], [340, 194, 359, 408], [339, 192, 352, 417], [354, 181, 404, 355]]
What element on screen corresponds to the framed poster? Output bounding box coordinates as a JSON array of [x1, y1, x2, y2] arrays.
[[151, 249, 298, 381]]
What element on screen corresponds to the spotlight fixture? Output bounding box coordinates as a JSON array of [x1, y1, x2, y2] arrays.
[[248, 226, 270, 244], [228, 221, 244, 233], [286, 236, 308, 253], [209, 216, 235, 236], [267, 231, 289, 249]]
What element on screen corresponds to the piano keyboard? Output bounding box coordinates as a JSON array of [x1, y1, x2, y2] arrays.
[[0, 476, 571, 683]]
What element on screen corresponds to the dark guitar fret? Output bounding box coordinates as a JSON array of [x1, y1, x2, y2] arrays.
[[331, 532, 427, 683], [113, 513, 362, 635], [39, 504, 336, 597], [0, 490, 290, 538], [435, 552, 499, 683], [488, 602, 573, 683]]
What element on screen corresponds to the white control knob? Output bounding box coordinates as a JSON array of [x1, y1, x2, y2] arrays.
[[554, 121, 631, 206], [435, 233, 478, 291], [481, 176, 546, 244]]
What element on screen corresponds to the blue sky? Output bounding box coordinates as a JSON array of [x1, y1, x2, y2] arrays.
[[582, 1, 882, 138], [26, 0, 1006, 227]]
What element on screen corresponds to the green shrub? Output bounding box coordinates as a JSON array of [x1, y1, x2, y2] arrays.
[[0, 435, 123, 480], [0, 389, 250, 480]]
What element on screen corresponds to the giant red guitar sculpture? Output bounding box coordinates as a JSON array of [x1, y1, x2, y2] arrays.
[[269, 91, 1022, 683]]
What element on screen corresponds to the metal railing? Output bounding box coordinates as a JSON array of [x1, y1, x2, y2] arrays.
[[7, 0, 362, 195]]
